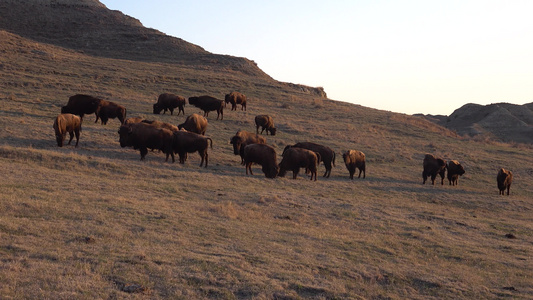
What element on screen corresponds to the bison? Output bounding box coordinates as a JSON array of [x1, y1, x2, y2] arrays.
[[497, 168, 513, 195], [230, 130, 267, 164], [95, 100, 126, 125], [447, 160, 465, 186], [153, 93, 186, 115], [178, 113, 208, 135], [242, 143, 279, 178], [172, 130, 213, 167], [422, 154, 447, 185], [188, 96, 224, 120], [255, 115, 277, 136], [343, 150, 366, 179], [118, 122, 175, 162], [279, 147, 321, 181], [141, 119, 179, 132], [61, 94, 102, 120], [124, 117, 144, 124], [53, 113, 82, 147], [224, 91, 247, 111], [284, 142, 335, 178]]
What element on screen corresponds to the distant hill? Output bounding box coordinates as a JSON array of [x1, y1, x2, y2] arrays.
[[417, 102, 533, 144], [0, 0, 323, 98]]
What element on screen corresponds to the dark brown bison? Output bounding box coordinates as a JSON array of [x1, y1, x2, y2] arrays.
[[172, 130, 213, 167], [118, 122, 174, 162], [497, 168, 513, 195], [95, 100, 126, 125], [343, 150, 366, 179], [153, 93, 186, 115], [178, 113, 208, 135], [224, 91, 247, 111], [422, 154, 447, 185], [242, 143, 279, 178], [53, 113, 82, 147], [447, 160, 465, 186], [284, 142, 335, 178], [188, 96, 224, 120], [255, 115, 277, 135], [141, 119, 179, 132], [230, 130, 267, 164], [61, 94, 102, 120], [279, 147, 321, 181], [124, 117, 144, 124]]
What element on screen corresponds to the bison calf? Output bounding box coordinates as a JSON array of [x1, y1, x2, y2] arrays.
[[225, 91, 247, 111], [279, 147, 321, 181], [447, 160, 465, 186], [96, 100, 126, 125], [242, 144, 279, 178], [118, 123, 174, 162], [255, 115, 277, 135], [178, 113, 208, 135], [172, 131, 213, 167], [153, 93, 186, 115], [422, 154, 446, 185], [497, 168, 513, 195], [53, 113, 82, 147], [343, 150, 366, 179]]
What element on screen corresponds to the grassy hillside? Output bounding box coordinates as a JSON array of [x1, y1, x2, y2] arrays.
[[1, 29, 532, 299]]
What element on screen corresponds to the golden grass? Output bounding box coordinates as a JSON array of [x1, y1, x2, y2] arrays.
[[1, 30, 532, 299]]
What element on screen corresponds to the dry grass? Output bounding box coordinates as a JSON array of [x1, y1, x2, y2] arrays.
[[1, 30, 532, 299]]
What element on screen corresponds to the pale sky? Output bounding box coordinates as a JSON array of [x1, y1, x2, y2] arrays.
[[102, 1, 533, 115]]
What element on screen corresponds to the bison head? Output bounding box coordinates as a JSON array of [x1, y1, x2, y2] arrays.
[[153, 103, 162, 114], [118, 125, 133, 148], [230, 136, 243, 155], [263, 164, 279, 179], [55, 133, 64, 147]]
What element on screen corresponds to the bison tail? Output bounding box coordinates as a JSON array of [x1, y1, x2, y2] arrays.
[[207, 137, 213, 149], [332, 151, 336, 167]]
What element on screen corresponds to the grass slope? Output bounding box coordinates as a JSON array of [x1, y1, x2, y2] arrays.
[[1, 30, 532, 299]]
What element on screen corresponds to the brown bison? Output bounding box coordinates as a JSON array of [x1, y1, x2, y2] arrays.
[[279, 147, 321, 181], [242, 143, 279, 178], [447, 160, 465, 186], [230, 130, 267, 164], [95, 100, 126, 125], [284, 142, 335, 178], [422, 154, 447, 185], [118, 123, 174, 162], [53, 113, 82, 147], [255, 115, 277, 135], [497, 168, 513, 195], [224, 91, 247, 111], [172, 130, 213, 167], [61, 94, 102, 120], [153, 93, 186, 115], [178, 113, 208, 135], [141, 119, 179, 132], [188, 96, 224, 120], [343, 150, 366, 179], [124, 117, 144, 124]]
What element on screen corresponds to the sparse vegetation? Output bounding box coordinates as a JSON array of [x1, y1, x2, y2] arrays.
[[1, 3, 533, 299]]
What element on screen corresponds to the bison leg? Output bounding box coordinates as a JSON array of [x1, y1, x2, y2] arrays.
[[74, 129, 80, 147], [140, 147, 148, 160], [67, 131, 74, 145], [246, 162, 254, 175]]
